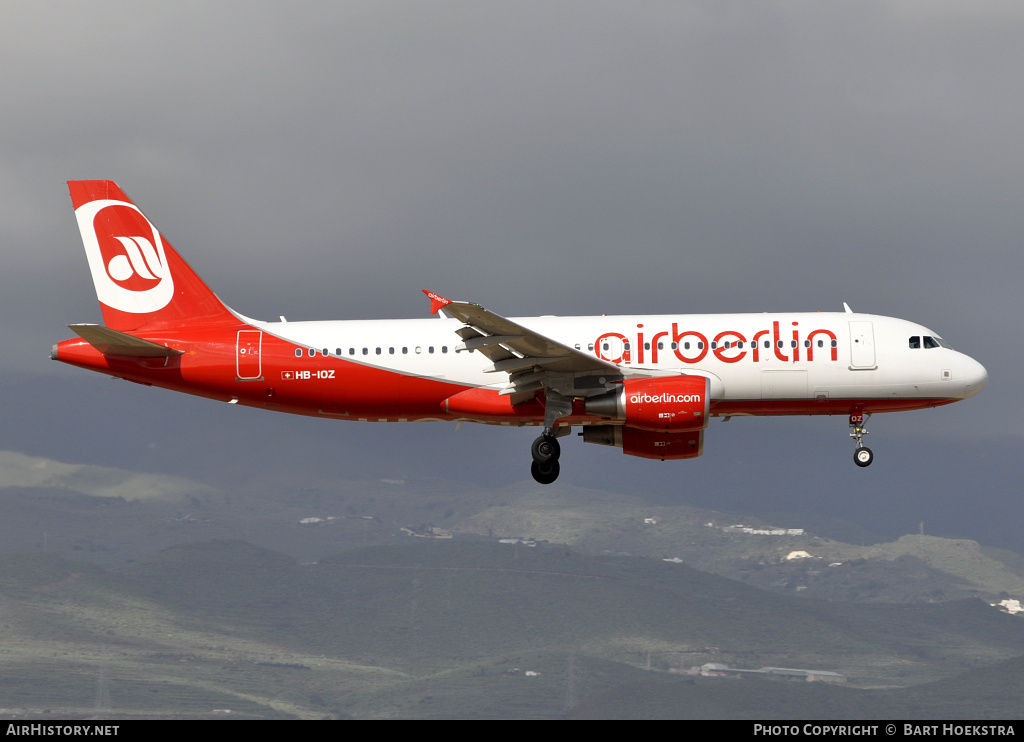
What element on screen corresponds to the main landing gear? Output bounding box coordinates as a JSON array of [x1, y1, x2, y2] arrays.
[[530, 430, 561, 484], [849, 412, 873, 468]]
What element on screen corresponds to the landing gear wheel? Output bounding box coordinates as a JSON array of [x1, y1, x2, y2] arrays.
[[531, 435, 561, 464], [848, 413, 873, 468], [531, 460, 560, 485]]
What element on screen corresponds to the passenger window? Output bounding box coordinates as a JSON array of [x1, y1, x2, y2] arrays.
[[349, 348, 355, 355], [294, 349, 302, 357], [402, 347, 408, 354], [442, 346, 448, 353], [909, 336, 921, 349], [671, 342, 678, 350], [588, 343, 594, 351], [765, 340, 770, 348], [644, 342, 651, 350], [817, 340, 823, 348], [389, 347, 395, 354], [375, 348, 381, 355], [658, 342, 664, 350], [308, 348, 315, 357], [429, 346, 434, 354], [697, 342, 704, 350], [711, 342, 718, 349], [804, 340, 810, 348], [362, 348, 368, 355], [831, 340, 837, 348], [603, 343, 609, 351], [684, 342, 690, 350], [335, 348, 341, 356]]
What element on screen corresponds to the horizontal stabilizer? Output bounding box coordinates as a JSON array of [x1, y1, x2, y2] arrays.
[[68, 324, 183, 357]]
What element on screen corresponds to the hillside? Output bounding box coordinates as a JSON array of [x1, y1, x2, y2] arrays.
[[0, 451, 215, 502], [1, 449, 1021, 606], [0, 540, 1022, 718], [1, 449, 1023, 717], [451, 484, 1024, 604], [567, 653, 1024, 720]]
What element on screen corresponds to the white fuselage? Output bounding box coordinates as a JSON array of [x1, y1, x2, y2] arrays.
[[253, 311, 987, 414]]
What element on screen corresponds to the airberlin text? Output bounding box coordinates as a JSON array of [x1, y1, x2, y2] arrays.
[[630, 393, 702, 405], [596, 320, 838, 366]]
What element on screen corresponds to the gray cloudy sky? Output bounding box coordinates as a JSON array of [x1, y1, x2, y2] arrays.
[[2, 2, 1021, 544]]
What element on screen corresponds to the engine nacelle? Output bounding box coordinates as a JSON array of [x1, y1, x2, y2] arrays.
[[582, 425, 704, 460], [585, 376, 710, 432]]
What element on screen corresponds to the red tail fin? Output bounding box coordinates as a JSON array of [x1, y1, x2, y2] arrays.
[[68, 181, 238, 331]]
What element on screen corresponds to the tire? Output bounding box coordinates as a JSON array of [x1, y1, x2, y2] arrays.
[[531, 435, 561, 464], [531, 460, 560, 484], [854, 447, 874, 468]]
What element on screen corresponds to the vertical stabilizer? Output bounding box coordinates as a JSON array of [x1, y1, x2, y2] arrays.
[[68, 180, 238, 331]]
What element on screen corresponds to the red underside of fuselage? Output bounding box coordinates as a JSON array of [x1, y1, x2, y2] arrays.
[[53, 329, 957, 426]]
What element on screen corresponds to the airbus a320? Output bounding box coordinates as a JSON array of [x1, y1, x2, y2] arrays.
[[52, 181, 988, 484]]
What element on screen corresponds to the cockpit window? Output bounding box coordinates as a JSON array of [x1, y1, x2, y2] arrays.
[[911, 335, 953, 350]]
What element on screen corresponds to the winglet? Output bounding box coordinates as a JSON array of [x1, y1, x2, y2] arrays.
[[422, 290, 452, 315]]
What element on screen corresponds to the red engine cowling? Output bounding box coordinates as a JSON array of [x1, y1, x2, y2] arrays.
[[582, 425, 704, 460], [585, 376, 710, 432]]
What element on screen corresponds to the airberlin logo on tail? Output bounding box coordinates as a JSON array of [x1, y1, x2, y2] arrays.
[[75, 199, 174, 314], [107, 236, 163, 282]]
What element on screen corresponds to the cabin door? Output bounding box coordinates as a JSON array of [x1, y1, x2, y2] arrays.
[[236, 330, 263, 380], [848, 322, 876, 369]]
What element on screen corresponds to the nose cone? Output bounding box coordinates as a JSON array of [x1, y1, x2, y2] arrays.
[[963, 356, 988, 399]]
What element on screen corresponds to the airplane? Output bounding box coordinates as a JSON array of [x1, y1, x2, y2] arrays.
[[52, 180, 988, 484]]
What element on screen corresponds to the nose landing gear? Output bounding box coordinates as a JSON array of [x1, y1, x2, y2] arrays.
[[849, 413, 873, 467], [530, 430, 561, 484]]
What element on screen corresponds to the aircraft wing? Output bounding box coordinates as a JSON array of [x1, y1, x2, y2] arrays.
[[423, 291, 621, 392]]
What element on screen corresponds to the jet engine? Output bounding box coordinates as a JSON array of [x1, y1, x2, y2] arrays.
[[582, 425, 704, 460], [584, 376, 710, 432]]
